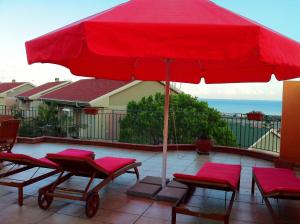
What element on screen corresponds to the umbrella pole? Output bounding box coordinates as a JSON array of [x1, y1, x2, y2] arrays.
[[162, 59, 171, 188]]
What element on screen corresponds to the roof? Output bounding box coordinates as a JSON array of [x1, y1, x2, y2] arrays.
[[0, 82, 27, 94], [17, 81, 69, 99], [40, 79, 131, 103]]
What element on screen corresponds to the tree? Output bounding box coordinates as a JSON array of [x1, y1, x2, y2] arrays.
[[119, 93, 237, 146]]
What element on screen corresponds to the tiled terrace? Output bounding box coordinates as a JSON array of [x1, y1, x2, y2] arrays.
[[0, 143, 300, 224]]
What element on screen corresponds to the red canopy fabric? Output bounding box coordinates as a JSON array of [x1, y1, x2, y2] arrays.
[[26, 0, 300, 84]]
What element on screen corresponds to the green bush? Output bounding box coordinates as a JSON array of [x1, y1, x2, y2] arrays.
[[119, 93, 237, 146], [14, 103, 82, 137]]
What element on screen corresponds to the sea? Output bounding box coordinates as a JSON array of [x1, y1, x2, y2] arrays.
[[200, 99, 282, 115]]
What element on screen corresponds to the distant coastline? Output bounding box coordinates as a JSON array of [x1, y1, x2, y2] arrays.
[[199, 98, 282, 115]]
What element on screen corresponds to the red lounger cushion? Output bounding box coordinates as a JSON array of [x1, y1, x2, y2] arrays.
[[94, 157, 136, 174], [253, 167, 300, 195], [174, 162, 241, 189], [0, 149, 94, 169], [56, 148, 95, 158], [0, 152, 58, 168]]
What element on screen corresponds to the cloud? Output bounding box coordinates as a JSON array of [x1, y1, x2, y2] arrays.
[[179, 78, 285, 100]]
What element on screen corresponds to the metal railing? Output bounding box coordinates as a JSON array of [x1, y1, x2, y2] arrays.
[[223, 113, 281, 153], [0, 105, 281, 153]]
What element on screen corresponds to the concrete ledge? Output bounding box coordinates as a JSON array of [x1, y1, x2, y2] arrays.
[[212, 146, 279, 162]]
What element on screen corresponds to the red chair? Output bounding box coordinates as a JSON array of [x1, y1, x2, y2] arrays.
[[172, 162, 241, 224], [0, 119, 20, 153], [0, 148, 94, 206], [252, 167, 300, 224], [38, 153, 141, 217], [0, 115, 14, 122]]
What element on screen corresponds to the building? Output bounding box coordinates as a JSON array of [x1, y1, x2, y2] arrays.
[[0, 81, 35, 109], [249, 128, 281, 153], [40, 78, 179, 110], [39, 78, 180, 139], [17, 80, 71, 109]]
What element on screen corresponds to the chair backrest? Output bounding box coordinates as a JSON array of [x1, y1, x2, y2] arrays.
[[0, 115, 14, 122], [46, 153, 109, 175], [0, 152, 58, 169], [0, 119, 21, 153]]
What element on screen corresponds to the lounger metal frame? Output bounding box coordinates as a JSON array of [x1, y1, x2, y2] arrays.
[[172, 177, 240, 224], [252, 172, 300, 224], [0, 160, 59, 206], [38, 161, 141, 217]]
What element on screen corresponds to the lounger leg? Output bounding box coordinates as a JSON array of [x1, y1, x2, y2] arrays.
[[39, 171, 72, 194], [235, 179, 240, 200], [224, 191, 235, 224], [225, 192, 227, 208], [171, 206, 177, 224], [251, 176, 255, 195], [134, 167, 140, 180], [263, 196, 282, 224], [183, 186, 195, 203], [83, 173, 96, 196], [18, 186, 23, 206], [224, 217, 229, 224]]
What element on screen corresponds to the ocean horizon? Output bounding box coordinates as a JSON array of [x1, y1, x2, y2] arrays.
[[199, 98, 282, 115]]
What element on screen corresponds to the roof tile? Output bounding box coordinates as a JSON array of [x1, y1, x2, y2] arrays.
[[0, 82, 26, 94], [17, 81, 68, 98], [41, 79, 131, 103]]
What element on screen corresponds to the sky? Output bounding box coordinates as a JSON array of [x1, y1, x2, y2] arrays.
[[0, 0, 299, 101]]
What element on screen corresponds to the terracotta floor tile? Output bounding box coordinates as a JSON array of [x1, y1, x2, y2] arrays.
[[143, 201, 173, 220], [135, 216, 169, 224], [56, 203, 87, 217], [230, 207, 257, 223], [40, 213, 107, 224], [24, 195, 69, 212], [99, 193, 152, 215], [93, 209, 139, 224], [0, 204, 53, 224]]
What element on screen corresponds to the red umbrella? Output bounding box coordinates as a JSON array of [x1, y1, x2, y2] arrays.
[[26, 0, 300, 186]]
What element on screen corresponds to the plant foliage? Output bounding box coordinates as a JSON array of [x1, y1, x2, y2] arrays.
[[119, 93, 237, 146], [13, 103, 83, 137]]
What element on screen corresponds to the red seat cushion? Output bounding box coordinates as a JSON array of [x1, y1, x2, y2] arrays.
[[174, 162, 241, 189], [56, 148, 95, 158], [0, 152, 58, 168], [94, 157, 136, 174], [0, 149, 94, 169], [253, 167, 300, 195], [37, 157, 58, 168]]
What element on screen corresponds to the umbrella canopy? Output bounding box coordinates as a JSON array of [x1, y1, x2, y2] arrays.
[[26, 0, 300, 187], [26, 0, 300, 84]]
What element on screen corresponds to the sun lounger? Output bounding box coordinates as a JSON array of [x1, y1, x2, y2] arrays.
[[0, 148, 94, 206], [0, 119, 20, 153], [0, 115, 14, 122], [172, 162, 241, 224], [37, 152, 141, 217], [252, 167, 300, 224]]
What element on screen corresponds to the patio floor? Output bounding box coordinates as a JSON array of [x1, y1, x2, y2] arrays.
[[1, 143, 300, 224]]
